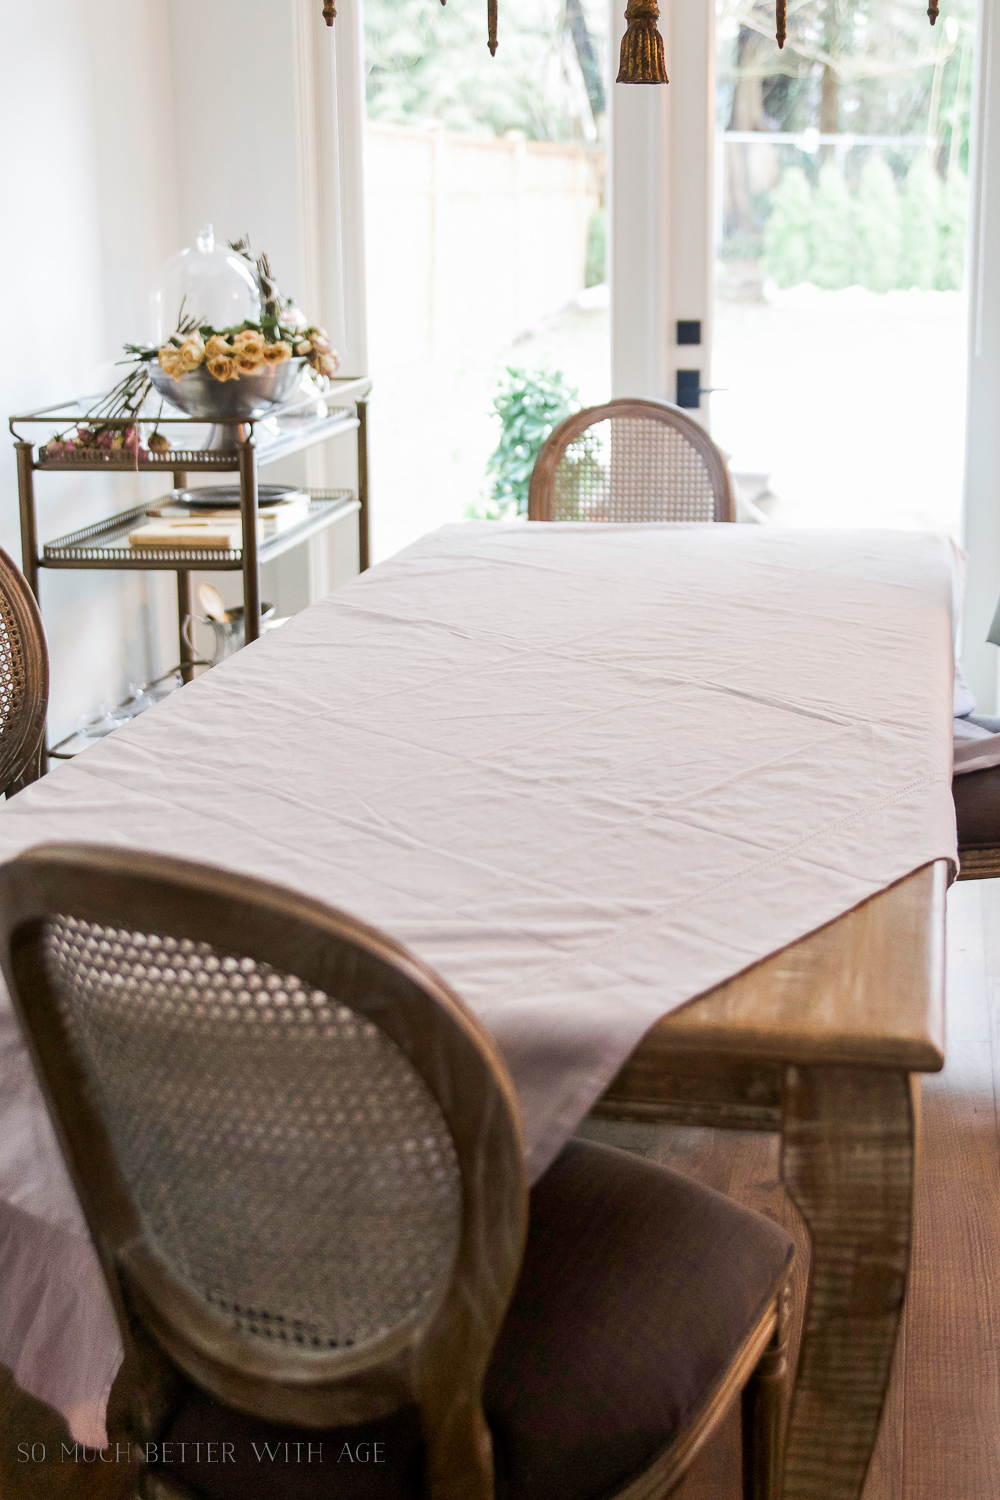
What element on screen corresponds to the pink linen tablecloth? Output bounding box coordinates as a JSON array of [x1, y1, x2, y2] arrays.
[[0, 521, 958, 1442]]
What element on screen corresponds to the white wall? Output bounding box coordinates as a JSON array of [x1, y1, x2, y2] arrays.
[[0, 0, 365, 743], [961, 0, 1000, 710], [1, 0, 181, 742], [166, 0, 365, 619]]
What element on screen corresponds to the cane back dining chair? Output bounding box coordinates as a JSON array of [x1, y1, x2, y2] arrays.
[[0, 844, 793, 1500], [527, 398, 736, 525], [0, 544, 48, 797]]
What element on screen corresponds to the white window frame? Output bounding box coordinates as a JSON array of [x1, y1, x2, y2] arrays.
[[961, 0, 1000, 709], [608, 0, 1000, 714], [608, 0, 716, 422]]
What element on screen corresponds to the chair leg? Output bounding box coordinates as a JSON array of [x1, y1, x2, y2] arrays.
[[741, 1282, 792, 1500]]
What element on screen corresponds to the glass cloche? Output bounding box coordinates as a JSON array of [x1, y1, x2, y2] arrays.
[[150, 223, 261, 342]]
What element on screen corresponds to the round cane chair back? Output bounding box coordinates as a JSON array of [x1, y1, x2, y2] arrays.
[[528, 398, 735, 525], [0, 546, 48, 796], [0, 845, 527, 1496]]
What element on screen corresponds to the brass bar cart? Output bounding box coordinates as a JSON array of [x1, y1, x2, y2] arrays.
[[10, 375, 371, 764]]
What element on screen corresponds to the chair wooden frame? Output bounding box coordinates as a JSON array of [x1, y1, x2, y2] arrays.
[[0, 844, 528, 1500], [0, 544, 48, 797], [618, 1283, 791, 1500], [527, 398, 737, 525], [0, 843, 790, 1500]]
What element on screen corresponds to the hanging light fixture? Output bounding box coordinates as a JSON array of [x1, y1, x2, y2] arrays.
[[610, 0, 944, 79], [617, 0, 668, 83], [318, 0, 941, 80]]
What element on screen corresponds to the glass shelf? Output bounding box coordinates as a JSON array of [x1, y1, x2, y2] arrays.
[[41, 490, 359, 572], [10, 375, 371, 473]]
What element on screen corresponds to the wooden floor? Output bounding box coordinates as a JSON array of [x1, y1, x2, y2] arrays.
[[4, 876, 1000, 1498]]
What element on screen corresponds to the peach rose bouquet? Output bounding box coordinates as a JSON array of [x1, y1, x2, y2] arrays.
[[155, 321, 337, 386]]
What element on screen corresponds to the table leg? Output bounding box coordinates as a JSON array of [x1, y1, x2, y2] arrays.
[[779, 1065, 915, 1500]]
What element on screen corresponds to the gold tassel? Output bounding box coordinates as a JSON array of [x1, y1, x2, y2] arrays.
[[776, 0, 786, 48], [488, 0, 498, 55], [927, 0, 939, 21], [322, 0, 336, 23], [617, 0, 667, 85]]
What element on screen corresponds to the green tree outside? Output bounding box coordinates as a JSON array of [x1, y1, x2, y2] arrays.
[[811, 163, 855, 289], [585, 210, 606, 288], [763, 157, 967, 293], [899, 157, 943, 289], [365, 0, 605, 142], [764, 166, 813, 287], [938, 169, 969, 290], [853, 156, 901, 293]]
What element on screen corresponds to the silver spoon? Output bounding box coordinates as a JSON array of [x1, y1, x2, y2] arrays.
[[197, 583, 229, 623]]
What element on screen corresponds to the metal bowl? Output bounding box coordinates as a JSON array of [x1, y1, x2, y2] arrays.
[[146, 357, 308, 421]]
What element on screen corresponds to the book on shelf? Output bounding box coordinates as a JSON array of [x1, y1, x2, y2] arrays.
[[129, 492, 313, 550], [129, 517, 241, 550]]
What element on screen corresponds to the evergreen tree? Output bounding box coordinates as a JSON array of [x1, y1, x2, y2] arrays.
[[810, 163, 855, 289], [853, 155, 901, 293], [899, 157, 942, 289], [764, 166, 813, 287], [937, 170, 969, 291]]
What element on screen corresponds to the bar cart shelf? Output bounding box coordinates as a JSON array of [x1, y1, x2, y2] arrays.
[[42, 490, 358, 570], [10, 375, 371, 761]]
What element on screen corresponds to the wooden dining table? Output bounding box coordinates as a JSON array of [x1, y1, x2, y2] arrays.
[[597, 858, 946, 1500], [0, 520, 958, 1492]]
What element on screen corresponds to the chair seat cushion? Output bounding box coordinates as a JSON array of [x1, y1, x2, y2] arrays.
[[484, 1139, 792, 1500], [954, 765, 1000, 850], [151, 1140, 792, 1500]]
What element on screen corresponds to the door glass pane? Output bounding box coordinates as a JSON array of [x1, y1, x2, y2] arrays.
[[711, 0, 974, 536], [364, 0, 610, 560]]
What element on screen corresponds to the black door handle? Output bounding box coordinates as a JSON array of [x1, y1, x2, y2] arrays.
[[675, 370, 728, 409]]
